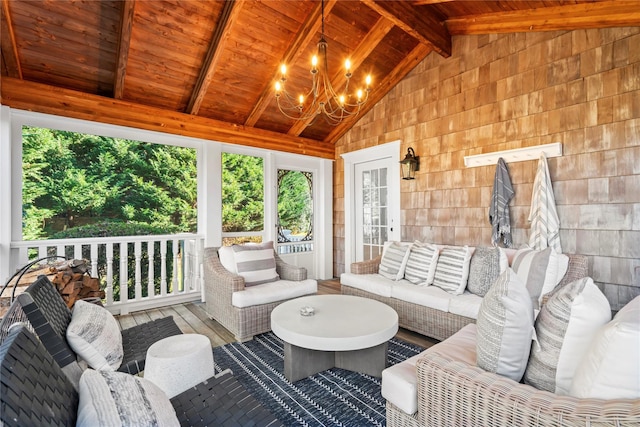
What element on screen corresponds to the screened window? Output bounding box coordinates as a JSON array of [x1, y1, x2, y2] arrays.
[[277, 169, 313, 254]]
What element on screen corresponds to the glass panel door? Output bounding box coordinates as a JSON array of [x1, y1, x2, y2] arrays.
[[355, 159, 389, 261]]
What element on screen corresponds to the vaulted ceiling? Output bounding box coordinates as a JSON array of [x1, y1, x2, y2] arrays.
[[1, 0, 638, 158]]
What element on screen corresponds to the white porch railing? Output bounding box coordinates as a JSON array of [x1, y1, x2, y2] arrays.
[[8, 234, 204, 315]]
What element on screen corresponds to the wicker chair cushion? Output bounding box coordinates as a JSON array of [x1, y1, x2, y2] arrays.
[[403, 241, 439, 286], [218, 245, 237, 274], [381, 323, 477, 415], [467, 247, 508, 297], [432, 246, 473, 295], [339, 273, 395, 297], [77, 369, 179, 426], [524, 277, 611, 394], [476, 268, 534, 382], [570, 295, 640, 399], [379, 241, 412, 281], [232, 241, 280, 286], [66, 300, 123, 371], [231, 279, 317, 308], [390, 282, 451, 312]]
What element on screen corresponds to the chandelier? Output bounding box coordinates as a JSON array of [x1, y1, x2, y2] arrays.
[[274, 0, 372, 125]]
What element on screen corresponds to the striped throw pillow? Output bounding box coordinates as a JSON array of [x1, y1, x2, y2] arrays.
[[403, 241, 439, 285], [378, 242, 411, 281], [524, 277, 611, 394], [432, 246, 473, 294], [232, 241, 279, 286], [476, 268, 534, 382], [78, 370, 179, 426], [511, 247, 559, 309]]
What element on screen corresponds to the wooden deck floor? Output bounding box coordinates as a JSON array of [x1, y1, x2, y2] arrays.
[[116, 279, 438, 350]]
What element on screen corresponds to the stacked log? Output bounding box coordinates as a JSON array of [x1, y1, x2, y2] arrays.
[[1, 259, 105, 316]]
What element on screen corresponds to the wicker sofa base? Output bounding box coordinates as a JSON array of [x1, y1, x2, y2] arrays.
[[341, 286, 475, 342]]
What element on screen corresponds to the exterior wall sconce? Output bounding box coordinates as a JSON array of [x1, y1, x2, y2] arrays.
[[400, 147, 420, 180]]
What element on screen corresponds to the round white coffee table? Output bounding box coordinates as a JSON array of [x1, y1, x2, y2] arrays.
[[271, 294, 398, 382]]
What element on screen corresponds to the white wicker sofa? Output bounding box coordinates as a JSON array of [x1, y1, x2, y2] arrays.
[[341, 243, 587, 341], [203, 243, 317, 342]]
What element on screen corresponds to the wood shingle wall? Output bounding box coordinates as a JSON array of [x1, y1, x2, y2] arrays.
[[335, 27, 640, 311]]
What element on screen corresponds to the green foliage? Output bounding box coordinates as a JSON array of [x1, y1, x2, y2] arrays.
[[49, 221, 181, 239], [21, 126, 197, 239], [278, 171, 312, 235], [222, 152, 264, 232]]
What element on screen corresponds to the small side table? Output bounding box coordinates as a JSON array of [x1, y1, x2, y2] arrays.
[[144, 334, 215, 398]]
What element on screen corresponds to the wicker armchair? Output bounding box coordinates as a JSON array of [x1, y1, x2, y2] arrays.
[[384, 351, 640, 427], [1, 275, 182, 386], [0, 324, 281, 427], [203, 246, 317, 342]]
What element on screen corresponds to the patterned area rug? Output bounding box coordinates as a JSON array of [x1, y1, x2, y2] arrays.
[[213, 332, 424, 427]]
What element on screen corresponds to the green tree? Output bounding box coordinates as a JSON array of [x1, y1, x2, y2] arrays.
[[222, 153, 264, 232], [278, 170, 312, 236]]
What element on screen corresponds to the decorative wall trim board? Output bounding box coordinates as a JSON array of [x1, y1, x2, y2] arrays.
[[464, 142, 562, 168]]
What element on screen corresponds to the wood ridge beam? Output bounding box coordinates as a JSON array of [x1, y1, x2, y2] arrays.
[[325, 43, 433, 145], [361, 0, 451, 57], [287, 16, 396, 137], [114, 0, 135, 99], [446, 1, 640, 35], [1, 78, 334, 159], [186, 0, 243, 115], [1, 0, 22, 78], [244, 0, 338, 127]]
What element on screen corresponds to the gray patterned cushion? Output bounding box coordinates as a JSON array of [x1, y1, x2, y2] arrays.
[[379, 241, 411, 281], [476, 268, 534, 382], [403, 241, 439, 285], [467, 247, 508, 297], [432, 246, 473, 294], [232, 241, 279, 286], [77, 370, 179, 427], [66, 300, 123, 371], [524, 277, 611, 394]]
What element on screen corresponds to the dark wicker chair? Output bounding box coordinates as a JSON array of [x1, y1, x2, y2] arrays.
[[11, 275, 182, 383], [0, 325, 281, 427]]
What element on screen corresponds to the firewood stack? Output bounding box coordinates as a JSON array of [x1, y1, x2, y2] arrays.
[[2, 259, 105, 313]]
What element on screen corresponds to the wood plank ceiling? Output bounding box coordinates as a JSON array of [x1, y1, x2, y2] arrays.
[[1, 0, 639, 159]]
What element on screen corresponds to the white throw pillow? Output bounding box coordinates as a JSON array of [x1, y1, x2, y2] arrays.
[[432, 246, 473, 295], [379, 241, 412, 281], [77, 369, 179, 427], [403, 241, 439, 285], [511, 247, 561, 309], [66, 300, 123, 371], [476, 268, 534, 382], [570, 295, 640, 399], [232, 241, 279, 286], [466, 247, 508, 297], [523, 277, 611, 394]]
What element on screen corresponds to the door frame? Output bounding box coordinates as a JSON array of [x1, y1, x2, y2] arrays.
[[341, 140, 401, 273]]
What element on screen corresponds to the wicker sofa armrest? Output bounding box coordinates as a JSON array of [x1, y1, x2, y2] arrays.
[[350, 256, 382, 275], [203, 247, 246, 293], [275, 252, 307, 281], [416, 352, 640, 426]]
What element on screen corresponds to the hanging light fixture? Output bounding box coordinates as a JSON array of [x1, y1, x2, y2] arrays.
[[400, 147, 420, 180], [274, 0, 372, 125]]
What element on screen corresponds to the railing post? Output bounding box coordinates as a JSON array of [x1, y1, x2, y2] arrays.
[[148, 240, 155, 298], [160, 240, 168, 296], [106, 243, 114, 306], [134, 241, 142, 300]]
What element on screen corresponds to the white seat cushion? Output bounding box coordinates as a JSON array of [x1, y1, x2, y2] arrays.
[[448, 291, 483, 319], [391, 282, 452, 312], [340, 273, 395, 298], [382, 324, 477, 415], [231, 279, 317, 308]]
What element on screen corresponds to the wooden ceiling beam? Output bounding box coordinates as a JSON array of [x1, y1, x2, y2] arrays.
[[186, 0, 244, 115], [113, 0, 135, 99], [1, 77, 334, 159], [446, 1, 640, 35], [361, 0, 451, 57], [287, 16, 395, 137], [244, 0, 338, 127], [1, 0, 22, 78], [324, 43, 433, 144]]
